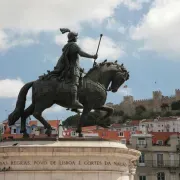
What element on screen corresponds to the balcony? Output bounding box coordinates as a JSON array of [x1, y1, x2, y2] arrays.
[[136, 144, 147, 149], [137, 160, 180, 168]]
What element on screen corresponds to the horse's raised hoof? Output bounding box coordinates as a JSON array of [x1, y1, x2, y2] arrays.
[[45, 129, 52, 137], [23, 133, 29, 138]]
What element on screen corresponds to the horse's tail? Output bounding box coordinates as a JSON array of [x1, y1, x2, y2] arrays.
[[8, 81, 34, 126]]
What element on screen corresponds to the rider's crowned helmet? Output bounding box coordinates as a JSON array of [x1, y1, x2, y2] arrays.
[[67, 31, 78, 41], [60, 28, 78, 41]]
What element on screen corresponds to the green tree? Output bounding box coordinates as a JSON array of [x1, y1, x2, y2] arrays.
[[171, 100, 180, 110], [135, 105, 146, 115], [161, 103, 169, 111]]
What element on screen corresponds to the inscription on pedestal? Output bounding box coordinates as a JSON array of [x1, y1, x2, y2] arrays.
[[0, 159, 127, 167]]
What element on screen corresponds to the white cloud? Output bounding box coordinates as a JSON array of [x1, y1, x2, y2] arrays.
[[56, 35, 125, 61], [118, 26, 127, 34], [0, 30, 38, 51], [120, 0, 150, 10], [106, 18, 127, 34], [55, 34, 67, 46], [0, 78, 25, 98], [0, 0, 150, 32], [80, 36, 125, 61], [0, 0, 150, 51], [130, 0, 180, 57], [118, 87, 132, 96]]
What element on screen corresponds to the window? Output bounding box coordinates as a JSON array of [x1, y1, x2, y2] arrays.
[[139, 176, 146, 180], [121, 139, 126, 144], [157, 154, 164, 166], [13, 129, 16, 133], [178, 139, 180, 144], [157, 172, 165, 180], [137, 138, 146, 145], [173, 128, 175, 132], [119, 132, 124, 137], [170, 174, 176, 180], [139, 153, 145, 163], [71, 131, 76, 137], [157, 140, 163, 145]]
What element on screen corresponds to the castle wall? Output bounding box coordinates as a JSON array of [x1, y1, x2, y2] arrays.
[[108, 89, 180, 115]]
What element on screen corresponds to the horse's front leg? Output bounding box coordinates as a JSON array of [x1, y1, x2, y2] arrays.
[[76, 107, 91, 137], [20, 104, 35, 138], [94, 105, 114, 127]]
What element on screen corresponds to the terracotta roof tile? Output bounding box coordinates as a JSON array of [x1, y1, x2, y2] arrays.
[[150, 132, 180, 143], [29, 120, 60, 128]]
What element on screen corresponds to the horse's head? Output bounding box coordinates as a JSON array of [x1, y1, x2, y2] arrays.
[[85, 60, 129, 92], [110, 62, 129, 93]]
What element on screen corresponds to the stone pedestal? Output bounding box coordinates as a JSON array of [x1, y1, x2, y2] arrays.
[[0, 139, 140, 180]]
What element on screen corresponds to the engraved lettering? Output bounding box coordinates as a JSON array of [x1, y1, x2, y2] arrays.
[[84, 161, 102, 165], [0, 161, 8, 165], [105, 161, 111, 165], [114, 162, 126, 166], [11, 161, 31, 165], [34, 161, 47, 165], [59, 161, 75, 165], [50, 161, 56, 165]]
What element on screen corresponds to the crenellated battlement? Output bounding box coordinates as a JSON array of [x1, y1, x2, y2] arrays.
[[133, 99, 151, 103], [107, 89, 180, 116], [153, 90, 161, 93]]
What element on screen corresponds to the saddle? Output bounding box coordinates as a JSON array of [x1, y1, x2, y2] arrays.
[[38, 68, 86, 88]]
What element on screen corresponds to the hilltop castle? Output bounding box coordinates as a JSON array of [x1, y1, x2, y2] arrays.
[[107, 89, 180, 116]]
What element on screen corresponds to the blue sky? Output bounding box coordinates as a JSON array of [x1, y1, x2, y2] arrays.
[[0, 0, 180, 122]]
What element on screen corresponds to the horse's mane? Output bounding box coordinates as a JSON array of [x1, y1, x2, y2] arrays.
[[85, 60, 125, 77]]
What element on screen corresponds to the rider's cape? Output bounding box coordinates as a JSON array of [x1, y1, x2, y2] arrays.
[[53, 42, 75, 79]]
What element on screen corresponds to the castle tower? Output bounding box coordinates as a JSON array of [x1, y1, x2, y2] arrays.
[[121, 96, 135, 115], [123, 96, 134, 104], [153, 91, 162, 112], [175, 89, 180, 101]]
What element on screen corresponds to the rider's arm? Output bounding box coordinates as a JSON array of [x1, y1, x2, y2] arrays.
[[73, 44, 94, 58], [78, 49, 94, 58]]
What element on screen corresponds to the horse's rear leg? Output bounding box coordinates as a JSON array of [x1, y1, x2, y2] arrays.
[[76, 107, 92, 137], [20, 104, 35, 138], [33, 103, 53, 136]]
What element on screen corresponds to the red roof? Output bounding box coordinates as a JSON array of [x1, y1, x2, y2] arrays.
[[151, 132, 180, 143], [129, 120, 140, 126], [29, 120, 60, 128]]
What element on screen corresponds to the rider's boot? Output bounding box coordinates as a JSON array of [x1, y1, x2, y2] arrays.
[[71, 91, 83, 109]]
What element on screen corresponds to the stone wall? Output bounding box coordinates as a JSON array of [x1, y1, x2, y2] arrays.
[[0, 140, 140, 180], [109, 89, 180, 116]]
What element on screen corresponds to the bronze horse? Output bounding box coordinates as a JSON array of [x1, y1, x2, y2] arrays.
[[8, 61, 129, 137]]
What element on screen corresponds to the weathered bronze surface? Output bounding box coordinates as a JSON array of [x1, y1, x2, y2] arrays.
[[8, 28, 129, 137]]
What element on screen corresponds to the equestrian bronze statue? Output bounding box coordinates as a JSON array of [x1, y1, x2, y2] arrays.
[[8, 28, 129, 137]]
